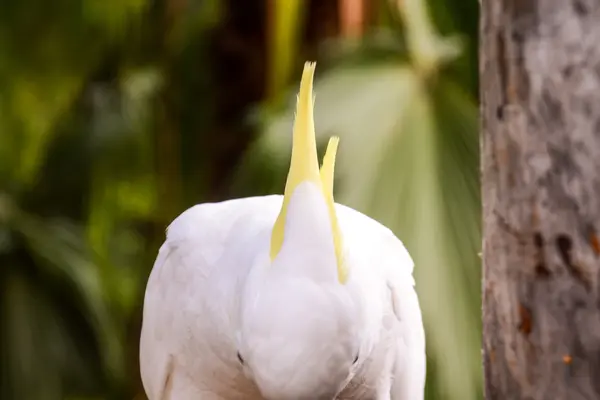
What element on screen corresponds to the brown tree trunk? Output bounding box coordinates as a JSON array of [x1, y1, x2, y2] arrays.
[[481, 0, 600, 399]]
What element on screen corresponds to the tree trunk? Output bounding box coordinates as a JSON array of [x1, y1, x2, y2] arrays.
[[481, 0, 600, 399]]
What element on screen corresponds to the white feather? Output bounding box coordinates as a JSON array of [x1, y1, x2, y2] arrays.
[[139, 194, 425, 400]]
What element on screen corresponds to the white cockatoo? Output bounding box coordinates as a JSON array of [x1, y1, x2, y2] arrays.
[[139, 62, 426, 400]]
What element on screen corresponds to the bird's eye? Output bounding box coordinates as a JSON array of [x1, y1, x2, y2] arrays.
[[237, 352, 245, 365], [352, 353, 359, 365]]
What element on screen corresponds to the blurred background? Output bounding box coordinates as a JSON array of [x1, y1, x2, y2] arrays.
[[0, 0, 480, 399]]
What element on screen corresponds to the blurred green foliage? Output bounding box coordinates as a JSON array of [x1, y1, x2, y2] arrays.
[[0, 0, 481, 399]]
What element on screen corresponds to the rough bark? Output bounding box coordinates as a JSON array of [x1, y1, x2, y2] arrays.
[[481, 0, 600, 399]]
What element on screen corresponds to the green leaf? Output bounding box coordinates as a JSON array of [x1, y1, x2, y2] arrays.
[[3, 74, 84, 186], [11, 211, 126, 388], [266, 0, 306, 100], [397, 0, 463, 74]]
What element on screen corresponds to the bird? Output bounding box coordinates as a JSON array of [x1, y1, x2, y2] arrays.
[[139, 61, 426, 400]]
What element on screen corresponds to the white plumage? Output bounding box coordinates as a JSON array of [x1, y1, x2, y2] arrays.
[[139, 62, 425, 400]]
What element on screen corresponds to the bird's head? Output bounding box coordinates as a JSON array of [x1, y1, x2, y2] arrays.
[[236, 62, 365, 399]]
